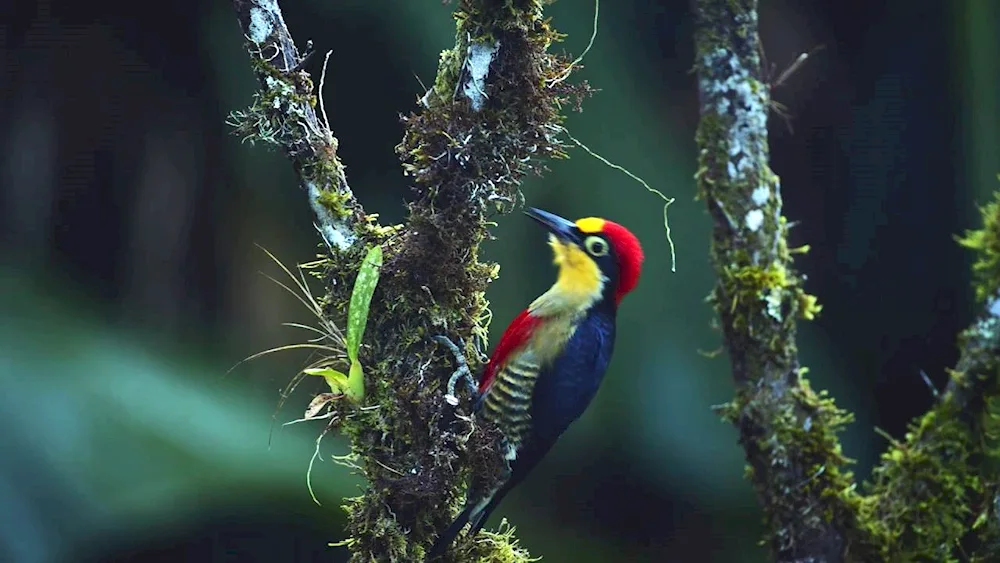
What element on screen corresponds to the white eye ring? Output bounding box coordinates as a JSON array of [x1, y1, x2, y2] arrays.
[[585, 236, 608, 256]]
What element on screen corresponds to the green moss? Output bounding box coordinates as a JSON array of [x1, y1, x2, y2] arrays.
[[957, 179, 1000, 302], [229, 49, 354, 230], [728, 374, 863, 559], [968, 481, 1000, 562], [431, 48, 464, 103], [694, 1, 863, 559], [274, 1, 595, 560], [229, 56, 317, 146], [983, 393, 1000, 461], [858, 394, 985, 561], [453, 520, 539, 563], [399, 1, 590, 219], [695, 0, 1000, 560], [847, 203, 1000, 561], [718, 261, 823, 333], [316, 187, 352, 219]]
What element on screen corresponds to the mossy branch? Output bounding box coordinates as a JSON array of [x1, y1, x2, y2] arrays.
[[231, 1, 590, 561], [861, 290, 1000, 561], [695, 0, 851, 559], [231, 0, 364, 250], [860, 193, 1000, 562], [695, 1, 1000, 562]]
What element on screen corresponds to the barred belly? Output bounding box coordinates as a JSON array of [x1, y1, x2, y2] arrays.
[[480, 355, 540, 455]]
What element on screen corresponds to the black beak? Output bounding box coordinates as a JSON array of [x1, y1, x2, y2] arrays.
[[524, 207, 580, 243]]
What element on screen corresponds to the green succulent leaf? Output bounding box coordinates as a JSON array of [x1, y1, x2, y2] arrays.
[[346, 245, 383, 363], [346, 359, 365, 402], [303, 367, 350, 395]]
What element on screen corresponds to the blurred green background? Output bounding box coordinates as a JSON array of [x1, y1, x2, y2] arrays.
[[1, 0, 998, 561]]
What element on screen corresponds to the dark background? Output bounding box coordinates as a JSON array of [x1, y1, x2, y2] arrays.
[[1, 0, 998, 562]]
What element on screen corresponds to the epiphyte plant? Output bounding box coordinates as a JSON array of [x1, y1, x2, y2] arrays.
[[305, 244, 384, 402]]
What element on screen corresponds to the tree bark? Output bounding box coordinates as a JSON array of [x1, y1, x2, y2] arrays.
[[695, 1, 1000, 561], [231, 1, 590, 561]]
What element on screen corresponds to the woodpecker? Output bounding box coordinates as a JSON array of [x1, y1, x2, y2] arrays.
[[428, 207, 644, 559]]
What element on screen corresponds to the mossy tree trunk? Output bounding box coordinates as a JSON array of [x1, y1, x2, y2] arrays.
[[695, 1, 1000, 562], [231, 1, 589, 561]]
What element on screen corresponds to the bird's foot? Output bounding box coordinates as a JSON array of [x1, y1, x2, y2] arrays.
[[432, 335, 479, 406]]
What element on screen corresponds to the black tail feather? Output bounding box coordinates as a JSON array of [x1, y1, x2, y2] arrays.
[[426, 502, 476, 561], [427, 480, 518, 561], [466, 482, 510, 537], [428, 440, 552, 559]]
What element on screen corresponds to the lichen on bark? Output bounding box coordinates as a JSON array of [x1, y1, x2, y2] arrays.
[[695, 1, 855, 559], [231, 0, 364, 250], [230, 0, 591, 561], [695, 1, 1000, 562]]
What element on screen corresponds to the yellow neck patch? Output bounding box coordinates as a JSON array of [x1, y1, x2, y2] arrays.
[[530, 235, 606, 316], [575, 217, 606, 234]]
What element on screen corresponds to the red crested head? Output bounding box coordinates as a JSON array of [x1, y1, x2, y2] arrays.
[[595, 219, 644, 303], [523, 208, 644, 306]]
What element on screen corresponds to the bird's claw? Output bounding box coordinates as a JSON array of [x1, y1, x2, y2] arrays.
[[432, 335, 479, 405]]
